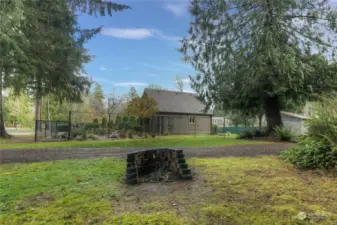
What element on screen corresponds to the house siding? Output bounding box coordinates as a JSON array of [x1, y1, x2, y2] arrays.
[[151, 114, 211, 135], [281, 114, 307, 135]]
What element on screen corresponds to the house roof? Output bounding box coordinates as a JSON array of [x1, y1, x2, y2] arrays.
[[281, 111, 310, 120], [144, 88, 212, 115]]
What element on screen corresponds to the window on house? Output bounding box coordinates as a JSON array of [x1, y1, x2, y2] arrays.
[[189, 116, 196, 124]]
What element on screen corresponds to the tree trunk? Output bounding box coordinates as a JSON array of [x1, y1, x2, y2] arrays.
[[0, 70, 9, 138], [258, 113, 263, 130], [264, 96, 283, 134], [35, 98, 42, 131]]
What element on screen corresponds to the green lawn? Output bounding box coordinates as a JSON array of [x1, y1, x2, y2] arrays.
[[0, 135, 269, 149], [1, 156, 337, 224]]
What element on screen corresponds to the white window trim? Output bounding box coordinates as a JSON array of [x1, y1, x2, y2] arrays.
[[189, 116, 196, 124]]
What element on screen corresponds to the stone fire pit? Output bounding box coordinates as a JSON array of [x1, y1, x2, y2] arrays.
[[125, 148, 193, 185]]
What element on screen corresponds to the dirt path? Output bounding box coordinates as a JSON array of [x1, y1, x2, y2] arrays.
[[0, 143, 292, 164]]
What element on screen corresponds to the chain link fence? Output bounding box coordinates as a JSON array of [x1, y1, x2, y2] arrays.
[[35, 120, 70, 141], [35, 111, 214, 142]]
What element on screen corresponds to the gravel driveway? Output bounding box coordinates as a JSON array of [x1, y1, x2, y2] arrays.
[[0, 143, 292, 164]]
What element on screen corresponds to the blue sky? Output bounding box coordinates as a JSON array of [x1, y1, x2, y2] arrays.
[[78, 0, 195, 97]]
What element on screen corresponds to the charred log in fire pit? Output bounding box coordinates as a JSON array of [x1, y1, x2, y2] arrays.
[[125, 148, 192, 185]]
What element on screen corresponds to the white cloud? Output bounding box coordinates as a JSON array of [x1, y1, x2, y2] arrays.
[[152, 30, 181, 41], [100, 66, 113, 72], [182, 78, 190, 84], [101, 28, 181, 41], [113, 82, 148, 87], [164, 3, 187, 17], [101, 28, 152, 39]]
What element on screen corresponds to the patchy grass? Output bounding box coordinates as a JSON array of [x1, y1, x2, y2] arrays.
[[0, 134, 268, 149], [0, 158, 125, 225], [1, 156, 337, 224]]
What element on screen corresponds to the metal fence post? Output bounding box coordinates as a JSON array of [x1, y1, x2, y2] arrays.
[[34, 119, 38, 142], [108, 113, 111, 138], [68, 111, 72, 141], [194, 119, 196, 137]]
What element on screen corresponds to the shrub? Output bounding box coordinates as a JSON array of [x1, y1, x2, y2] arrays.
[[81, 129, 88, 140], [281, 137, 337, 169], [128, 131, 134, 139], [102, 117, 108, 127], [119, 132, 127, 139], [281, 98, 337, 170], [238, 129, 255, 139], [72, 128, 84, 139], [163, 130, 169, 136], [108, 121, 114, 129], [152, 133, 156, 138], [306, 98, 337, 146], [254, 127, 267, 137], [211, 125, 217, 135], [73, 128, 88, 141], [144, 133, 150, 139], [133, 125, 143, 133], [94, 128, 108, 136], [84, 123, 99, 130], [87, 134, 100, 140], [273, 125, 295, 142]]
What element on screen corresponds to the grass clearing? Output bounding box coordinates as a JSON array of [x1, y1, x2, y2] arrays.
[[0, 134, 269, 149], [6, 128, 34, 133], [1, 156, 337, 224]]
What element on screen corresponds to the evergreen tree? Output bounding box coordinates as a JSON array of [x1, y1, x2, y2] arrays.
[[93, 83, 105, 101], [91, 83, 105, 115], [0, 0, 130, 137], [181, 0, 337, 132], [175, 75, 184, 92], [128, 87, 139, 100]]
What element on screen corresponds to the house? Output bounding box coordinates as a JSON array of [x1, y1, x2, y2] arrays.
[[211, 109, 234, 127], [143, 89, 212, 135], [211, 117, 235, 127], [281, 111, 309, 135], [212, 117, 225, 126]]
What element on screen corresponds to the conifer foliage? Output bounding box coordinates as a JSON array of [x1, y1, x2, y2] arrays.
[[0, 0, 130, 137], [181, 0, 337, 132]]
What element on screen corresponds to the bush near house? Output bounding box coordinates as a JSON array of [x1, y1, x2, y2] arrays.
[[273, 125, 295, 142], [281, 97, 337, 169], [281, 137, 337, 169], [211, 125, 217, 135], [238, 129, 256, 139]]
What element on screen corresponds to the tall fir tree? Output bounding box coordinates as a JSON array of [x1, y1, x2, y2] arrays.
[[181, 0, 337, 132], [0, 0, 130, 137], [91, 83, 105, 115], [128, 87, 139, 101]]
